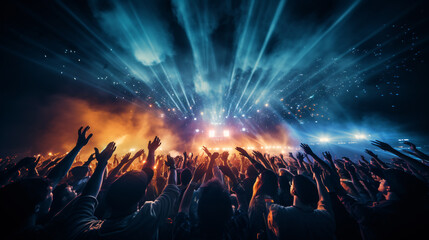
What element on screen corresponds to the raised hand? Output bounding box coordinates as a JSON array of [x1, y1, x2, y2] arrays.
[[235, 147, 249, 157], [252, 150, 264, 160], [148, 136, 161, 152], [94, 142, 116, 165], [202, 146, 212, 158], [165, 155, 176, 169], [300, 143, 315, 156], [221, 151, 229, 165], [76, 126, 93, 148], [322, 152, 332, 161], [121, 153, 132, 163], [371, 140, 395, 152], [403, 141, 417, 151], [311, 163, 322, 177], [83, 153, 96, 166], [365, 149, 378, 158], [191, 162, 208, 183], [296, 152, 305, 162], [219, 164, 237, 182], [88, 153, 96, 162], [211, 152, 220, 160], [132, 149, 145, 159]]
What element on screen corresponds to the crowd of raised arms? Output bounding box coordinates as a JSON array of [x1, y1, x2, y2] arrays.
[[0, 126, 428, 240]]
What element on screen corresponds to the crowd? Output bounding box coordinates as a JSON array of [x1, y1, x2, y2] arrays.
[[0, 126, 428, 240]]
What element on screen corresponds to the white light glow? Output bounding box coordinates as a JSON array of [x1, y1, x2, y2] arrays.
[[319, 137, 331, 143], [209, 130, 215, 138], [223, 130, 230, 137], [354, 134, 367, 140]]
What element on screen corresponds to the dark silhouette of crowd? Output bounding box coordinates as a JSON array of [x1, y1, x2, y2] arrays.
[[0, 126, 428, 240]]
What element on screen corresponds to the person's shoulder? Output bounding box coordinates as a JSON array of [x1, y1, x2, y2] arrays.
[[269, 204, 295, 216]]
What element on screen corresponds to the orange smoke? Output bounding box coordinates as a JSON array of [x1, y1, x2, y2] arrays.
[[33, 95, 182, 158], [31, 95, 297, 159]]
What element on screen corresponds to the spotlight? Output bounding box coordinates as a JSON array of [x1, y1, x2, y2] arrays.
[[195, 129, 200, 133], [241, 128, 246, 131], [209, 130, 215, 138], [129, 148, 135, 152], [223, 130, 230, 137], [354, 134, 367, 140], [319, 137, 330, 143]]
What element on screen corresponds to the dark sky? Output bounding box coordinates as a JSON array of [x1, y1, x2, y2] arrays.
[[1, 0, 429, 155]]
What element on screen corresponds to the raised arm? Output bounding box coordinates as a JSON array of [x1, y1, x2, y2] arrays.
[[236, 147, 265, 173], [47, 126, 92, 187], [312, 164, 333, 215], [219, 164, 249, 212], [82, 153, 96, 167], [145, 136, 161, 169], [165, 155, 177, 185], [364, 149, 388, 169], [300, 143, 331, 173], [371, 140, 429, 174], [202, 146, 219, 181], [105, 153, 131, 183], [179, 162, 207, 214], [122, 149, 144, 172], [81, 142, 116, 197], [403, 141, 429, 161]]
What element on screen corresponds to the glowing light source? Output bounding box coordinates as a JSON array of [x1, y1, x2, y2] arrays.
[[354, 134, 367, 140], [209, 130, 215, 138], [48, 152, 53, 156], [195, 129, 200, 133], [129, 148, 135, 152], [242, 128, 246, 131], [319, 136, 331, 143], [223, 130, 230, 137]]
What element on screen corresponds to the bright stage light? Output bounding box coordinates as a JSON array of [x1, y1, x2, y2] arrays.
[[129, 148, 135, 152], [319, 136, 331, 143], [354, 134, 367, 140], [209, 130, 215, 138], [242, 127, 246, 131], [223, 130, 230, 137], [195, 129, 200, 133]]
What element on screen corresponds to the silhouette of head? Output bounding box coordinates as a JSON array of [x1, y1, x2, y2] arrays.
[[198, 179, 232, 237], [380, 169, 428, 200], [253, 170, 278, 199], [180, 168, 192, 186], [105, 170, 148, 212], [290, 175, 318, 208], [69, 166, 90, 180], [246, 165, 258, 179], [0, 178, 52, 230]]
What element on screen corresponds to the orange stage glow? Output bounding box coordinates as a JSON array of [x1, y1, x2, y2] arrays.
[[28, 96, 297, 159]]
